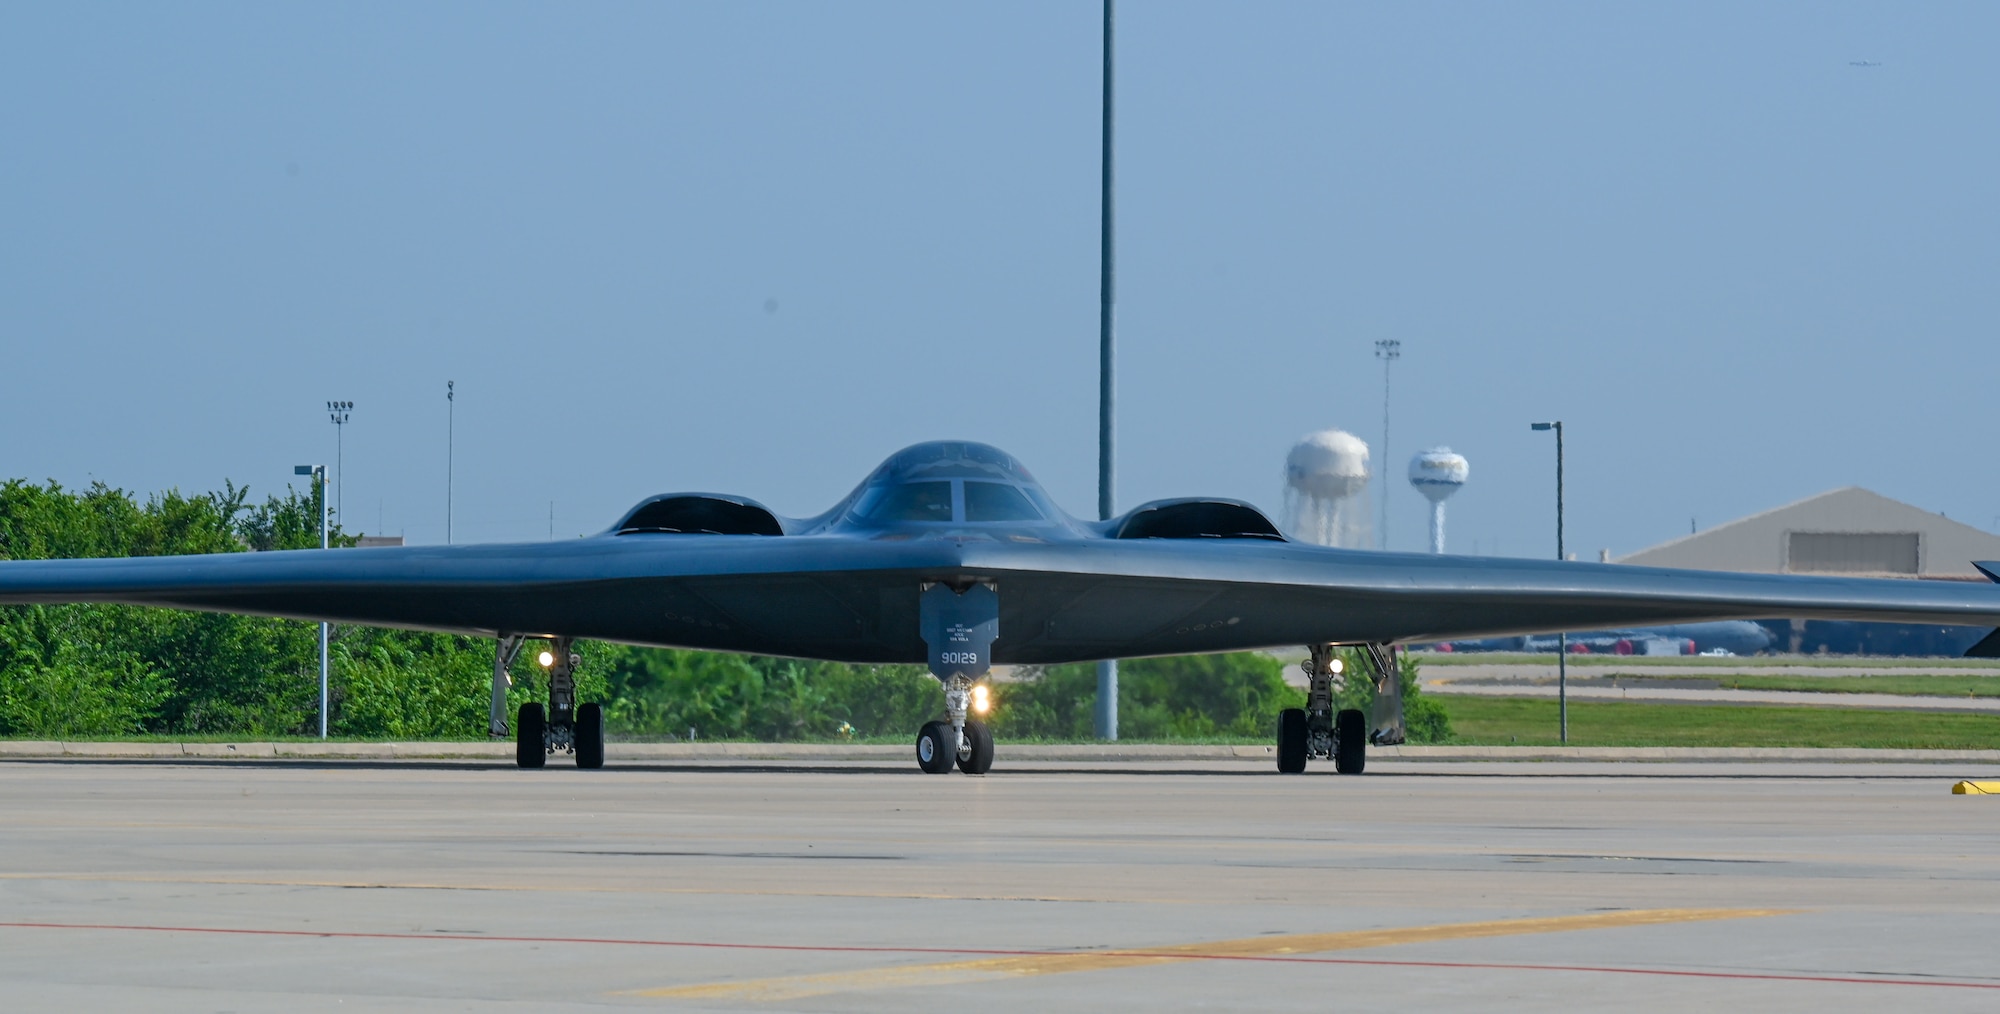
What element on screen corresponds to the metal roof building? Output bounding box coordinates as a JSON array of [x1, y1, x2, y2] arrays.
[[1616, 487, 2000, 581]]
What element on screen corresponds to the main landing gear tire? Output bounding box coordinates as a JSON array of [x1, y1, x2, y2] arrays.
[[516, 702, 547, 769], [575, 701, 605, 769], [916, 721, 957, 774], [1276, 708, 1308, 774], [1335, 708, 1366, 774], [957, 720, 994, 775]]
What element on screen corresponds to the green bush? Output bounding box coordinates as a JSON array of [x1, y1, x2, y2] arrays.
[[990, 649, 1451, 744], [593, 645, 937, 740], [991, 652, 1297, 740], [0, 626, 169, 738], [333, 631, 498, 739], [1330, 647, 1452, 744], [0, 479, 335, 737]]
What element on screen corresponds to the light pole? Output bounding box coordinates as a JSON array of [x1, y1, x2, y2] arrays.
[[1375, 339, 1401, 549], [327, 401, 353, 525], [446, 381, 455, 545], [1094, 0, 1119, 741], [1531, 420, 1566, 743], [294, 463, 330, 738]]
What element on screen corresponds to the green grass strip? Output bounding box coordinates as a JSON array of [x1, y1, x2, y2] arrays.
[[1440, 696, 2000, 749], [1620, 674, 2000, 698], [1419, 652, 2000, 669]]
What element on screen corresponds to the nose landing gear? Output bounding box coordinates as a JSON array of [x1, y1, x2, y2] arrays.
[[915, 582, 1000, 775]]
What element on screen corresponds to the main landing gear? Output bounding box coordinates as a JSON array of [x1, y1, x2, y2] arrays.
[[1277, 643, 1398, 774], [496, 635, 605, 770], [914, 582, 999, 775]]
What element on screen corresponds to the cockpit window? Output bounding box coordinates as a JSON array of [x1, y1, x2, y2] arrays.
[[964, 481, 1043, 522], [855, 481, 954, 522]]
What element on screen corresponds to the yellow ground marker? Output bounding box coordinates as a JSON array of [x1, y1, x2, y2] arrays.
[[1952, 781, 2000, 794], [630, 907, 1791, 1002]]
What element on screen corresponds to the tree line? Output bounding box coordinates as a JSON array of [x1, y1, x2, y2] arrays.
[[0, 478, 1448, 742]]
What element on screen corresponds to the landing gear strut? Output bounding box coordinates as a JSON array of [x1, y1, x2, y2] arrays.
[[491, 635, 525, 738], [509, 636, 605, 770], [1276, 643, 1378, 774], [915, 582, 999, 775]]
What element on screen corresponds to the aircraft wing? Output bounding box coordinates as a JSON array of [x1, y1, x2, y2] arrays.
[[3, 535, 1999, 663]]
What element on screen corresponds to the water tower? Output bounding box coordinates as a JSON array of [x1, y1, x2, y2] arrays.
[[1283, 430, 1371, 548], [1407, 447, 1469, 554]]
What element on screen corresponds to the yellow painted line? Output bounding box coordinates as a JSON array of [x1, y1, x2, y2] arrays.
[[629, 907, 1791, 1002], [1952, 780, 2000, 794]]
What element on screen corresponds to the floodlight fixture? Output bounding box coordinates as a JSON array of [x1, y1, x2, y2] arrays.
[[327, 400, 353, 524]]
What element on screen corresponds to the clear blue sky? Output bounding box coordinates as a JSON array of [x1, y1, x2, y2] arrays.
[[4, 2, 1995, 556]]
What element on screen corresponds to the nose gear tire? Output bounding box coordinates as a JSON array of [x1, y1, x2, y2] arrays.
[[957, 720, 994, 774], [916, 721, 957, 774]]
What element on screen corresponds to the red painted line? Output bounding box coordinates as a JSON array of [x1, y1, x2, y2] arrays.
[[1, 921, 1993, 992]]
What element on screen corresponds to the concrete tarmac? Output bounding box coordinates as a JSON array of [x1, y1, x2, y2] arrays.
[[2, 757, 1998, 1011]]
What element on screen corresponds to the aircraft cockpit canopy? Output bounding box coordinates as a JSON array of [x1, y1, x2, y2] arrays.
[[848, 441, 1058, 525]]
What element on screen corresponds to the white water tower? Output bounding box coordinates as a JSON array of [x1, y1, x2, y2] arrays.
[[1407, 447, 1468, 554], [1283, 430, 1372, 547]]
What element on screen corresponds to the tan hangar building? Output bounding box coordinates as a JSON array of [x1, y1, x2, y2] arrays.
[[1616, 487, 2000, 580]]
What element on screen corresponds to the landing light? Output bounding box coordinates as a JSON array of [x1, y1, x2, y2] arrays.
[[537, 650, 555, 668], [972, 684, 991, 714], [1330, 658, 1343, 674]]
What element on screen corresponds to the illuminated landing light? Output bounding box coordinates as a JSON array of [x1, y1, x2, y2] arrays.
[[972, 684, 991, 714], [537, 650, 555, 668]]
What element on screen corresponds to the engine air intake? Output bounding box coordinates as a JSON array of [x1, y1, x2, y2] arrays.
[[1115, 499, 1285, 541], [615, 495, 784, 536]]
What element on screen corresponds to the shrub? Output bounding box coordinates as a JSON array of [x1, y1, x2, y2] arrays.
[[593, 645, 937, 740], [1332, 647, 1452, 744], [991, 648, 1451, 744], [0, 628, 169, 738], [991, 652, 1297, 740]]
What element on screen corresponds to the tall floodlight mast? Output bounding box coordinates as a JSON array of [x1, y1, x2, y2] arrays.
[[1094, 0, 1119, 741], [327, 400, 353, 524], [1373, 340, 1400, 549]]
